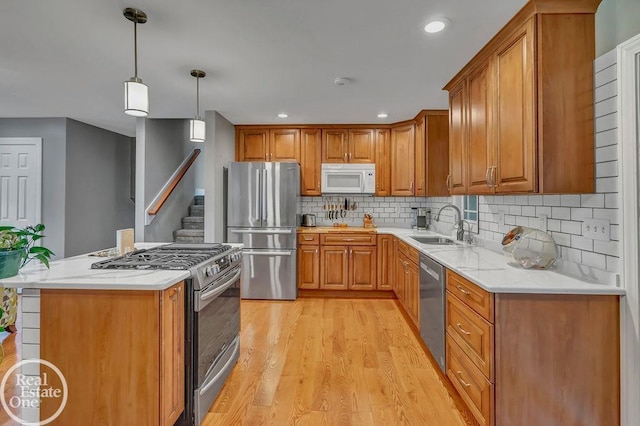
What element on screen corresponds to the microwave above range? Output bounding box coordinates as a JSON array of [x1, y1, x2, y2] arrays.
[[321, 163, 375, 194]]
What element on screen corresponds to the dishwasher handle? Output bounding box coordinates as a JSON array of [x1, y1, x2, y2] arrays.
[[420, 262, 440, 281]]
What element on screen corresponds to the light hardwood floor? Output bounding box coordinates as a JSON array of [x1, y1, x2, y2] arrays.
[[207, 298, 468, 425], [0, 298, 469, 425]]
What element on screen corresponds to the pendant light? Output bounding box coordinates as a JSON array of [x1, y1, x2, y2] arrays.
[[189, 70, 206, 142], [123, 8, 149, 117]]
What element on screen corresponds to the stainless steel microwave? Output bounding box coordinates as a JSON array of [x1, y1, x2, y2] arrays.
[[321, 163, 375, 194]]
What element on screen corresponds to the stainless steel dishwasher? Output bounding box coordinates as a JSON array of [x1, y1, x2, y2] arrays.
[[419, 253, 446, 372]]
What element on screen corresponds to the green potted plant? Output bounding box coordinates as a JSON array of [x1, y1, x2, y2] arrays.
[[0, 224, 54, 279]]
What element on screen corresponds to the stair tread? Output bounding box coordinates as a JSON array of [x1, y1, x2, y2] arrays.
[[182, 216, 204, 222], [174, 229, 204, 236]]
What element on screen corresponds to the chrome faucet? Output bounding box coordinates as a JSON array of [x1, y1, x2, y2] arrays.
[[435, 204, 465, 242]]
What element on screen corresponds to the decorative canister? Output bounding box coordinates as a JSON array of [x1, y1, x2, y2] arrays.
[[501, 226, 558, 269]]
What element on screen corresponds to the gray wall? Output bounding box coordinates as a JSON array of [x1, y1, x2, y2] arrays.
[[596, 0, 640, 55], [136, 119, 196, 242], [0, 118, 67, 259], [64, 119, 135, 257], [204, 111, 235, 242]]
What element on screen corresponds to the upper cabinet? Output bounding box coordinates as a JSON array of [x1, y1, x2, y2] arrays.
[[322, 128, 375, 163], [235, 128, 300, 162], [420, 111, 450, 196], [300, 129, 322, 196], [375, 129, 391, 196], [444, 0, 600, 194], [390, 123, 415, 196]]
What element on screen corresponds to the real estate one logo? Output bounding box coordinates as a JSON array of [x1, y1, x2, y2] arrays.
[[0, 359, 68, 425]]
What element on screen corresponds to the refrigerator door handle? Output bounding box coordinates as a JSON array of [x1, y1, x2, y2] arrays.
[[262, 168, 268, 222], [255, 169, 261, 222], [230, 229, 294, 234]]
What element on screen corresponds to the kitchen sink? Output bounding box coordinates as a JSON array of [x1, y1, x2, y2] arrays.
[[410, 236, 458, 245]]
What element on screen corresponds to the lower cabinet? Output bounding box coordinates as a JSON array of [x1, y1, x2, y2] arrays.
[[394, 242, 420, 329], [376, 235, 394, 290], [445, 270, 620, 426], [320, 245, 350, 290], [40, 282, 185, 426], [298, 245, 320, 289]]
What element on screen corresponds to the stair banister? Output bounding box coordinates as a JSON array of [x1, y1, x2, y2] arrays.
[[145, 148, 201, 225]]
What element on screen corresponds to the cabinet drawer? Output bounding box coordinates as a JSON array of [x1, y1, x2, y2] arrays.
[[447, 291, 493, 380], [321, 234, 376, 246], [407, 246, 419, 265], [396, 239, 409, 256], [297, 233, 320, 245], [446, 338, 493, 426], [447, 270, 494, 322]]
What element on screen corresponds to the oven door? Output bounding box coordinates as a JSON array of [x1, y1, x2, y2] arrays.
[[194, 265, 241, 387]]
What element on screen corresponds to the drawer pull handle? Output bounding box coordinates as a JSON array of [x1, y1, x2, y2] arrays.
[[456, 323, 471, 336], [456, 371, 472, 388], [343, 238, 355, 241], [456, 285, 471, 296], [303, 237, 313, 241]]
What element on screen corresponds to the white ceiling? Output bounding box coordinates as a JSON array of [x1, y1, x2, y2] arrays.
[[0, 0, 527, 137]]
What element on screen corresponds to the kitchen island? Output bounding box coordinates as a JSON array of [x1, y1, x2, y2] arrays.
[[0, 243, 195, 426]]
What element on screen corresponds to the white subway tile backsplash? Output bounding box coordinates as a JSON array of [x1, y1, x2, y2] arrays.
[[528, 195, 543, 205], [604, 193, 619, 208], [593, 208, 619, 224], [536, 206, 552, 217], [580, 194, 605, 208], [571, 235, 594, 251], [606, 256, 620, 272], [595, 145, 618, 162], [543, 195, 561, 206], [595, 177, 618, 193], [22, 313, 40, 329], [22, 343, 40, 360], [570, 207, 593, 221], [595, 81, 617, 102], [509, 205, 522, 215], [561, 247, 583, 263], [595, 128, 617, 148], [521, 206, 536, 217], [596, 161, 618, 178], [551, 207, 571, 220], [548, 219, 562, 232], [595, 96, 617, 117], [582, 251, 607, 269], [594, 63, 617, 87], [21, 296, 40, 313], [560, 195, 581, 207], [552, 232, 572, 247], [595, 112, 617, 133], [22, 328, 40, 344], [593, 240, 619, 257], [561, 220, 582, 235]]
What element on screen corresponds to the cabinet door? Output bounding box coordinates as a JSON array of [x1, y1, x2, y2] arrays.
[[236, 129, 268, 161], [320, 245, 349, 290], [348, 129, 376, 163], [414, 116, 426, 196], [407, 262, 420, 328], [375, 129, 391, 196], [298, 245, 320, 289], [493, 18, 536, 193], [300, 129, 322, 195], [160, 282, 185, 426], [322, 129, 349, 163], [467, 62, 495, 194], [376, 235, 394, 290], [448, 82, 467, 194], [391, 124, 415, 196], [394, 252, 407, 303], [349, 246, 377, 290], [269, 129, 300, 162], [425, 112, 450, 196]]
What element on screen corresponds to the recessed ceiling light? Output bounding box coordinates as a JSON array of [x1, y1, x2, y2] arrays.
[[377, 113, 388, 118], [277, 113, 288, 118], [424, 18, 450, 34]]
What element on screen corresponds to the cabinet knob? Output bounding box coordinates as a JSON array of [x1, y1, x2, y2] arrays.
[[410, 181, 414, 191], [343, 153, 347, 161], [485, 167, 491, 187], [349, 152, 352, 160], [317, 181, 320, 190]]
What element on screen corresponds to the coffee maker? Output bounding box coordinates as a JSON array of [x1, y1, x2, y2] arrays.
[[416, 208, 430, 230]]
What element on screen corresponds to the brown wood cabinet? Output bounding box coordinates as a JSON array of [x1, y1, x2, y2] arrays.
[[414, 117, 426, 196], [376, 235, 394, 290], [298, 245, 320, 289], [423, 111, 450, 196], [300, 129, 322, 195], [444, 0, 599, 194], [375, 129, 391, 196], [445, 270, 619, 426], [349, 246, 377, 290], [390, 123, 415, 196], [320, 245, 349, 290], [322, 128, 375, 164], [236, 128, 300, 162], [40, 282, 185, 425], [394, 242, 420, 328]]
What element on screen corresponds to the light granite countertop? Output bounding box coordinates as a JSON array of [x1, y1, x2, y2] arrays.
[[0, 243, 243, 291]]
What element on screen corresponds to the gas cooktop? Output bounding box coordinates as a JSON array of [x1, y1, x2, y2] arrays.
[[91, 243, 233, 270]]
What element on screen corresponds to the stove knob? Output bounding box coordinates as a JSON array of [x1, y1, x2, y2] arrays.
[[213, 265, 221, 274], [205, 267, 214, 277]]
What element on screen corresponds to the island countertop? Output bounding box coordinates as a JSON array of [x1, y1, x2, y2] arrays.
[[0, 243, 243, 291]]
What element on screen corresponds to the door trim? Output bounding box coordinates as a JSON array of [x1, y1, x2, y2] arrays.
[[617, 32, 640, 426], [0, 137, 42, 225]]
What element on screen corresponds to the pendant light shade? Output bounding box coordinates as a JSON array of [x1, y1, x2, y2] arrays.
[[189, 70, 206, 143], [123, 8, 149, 117], [124, 79, 149, 117], [190, 119, 206, 142]]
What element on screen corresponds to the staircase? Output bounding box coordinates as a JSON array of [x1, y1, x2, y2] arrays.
[[174, 195, 205, 243]]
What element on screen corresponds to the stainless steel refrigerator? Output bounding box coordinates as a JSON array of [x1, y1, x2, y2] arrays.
[[226, 162, 300, 300]]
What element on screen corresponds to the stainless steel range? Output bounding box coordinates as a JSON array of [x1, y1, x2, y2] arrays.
[[92, 243, 242, 425]]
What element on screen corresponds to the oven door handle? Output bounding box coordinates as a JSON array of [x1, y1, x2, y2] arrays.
[[199, 337, 240, 397], [200, 268, 242, 302], [243, 250, 292, 256]]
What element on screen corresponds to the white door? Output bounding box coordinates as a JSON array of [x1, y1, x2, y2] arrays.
[[0, 138, 42, 228]]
